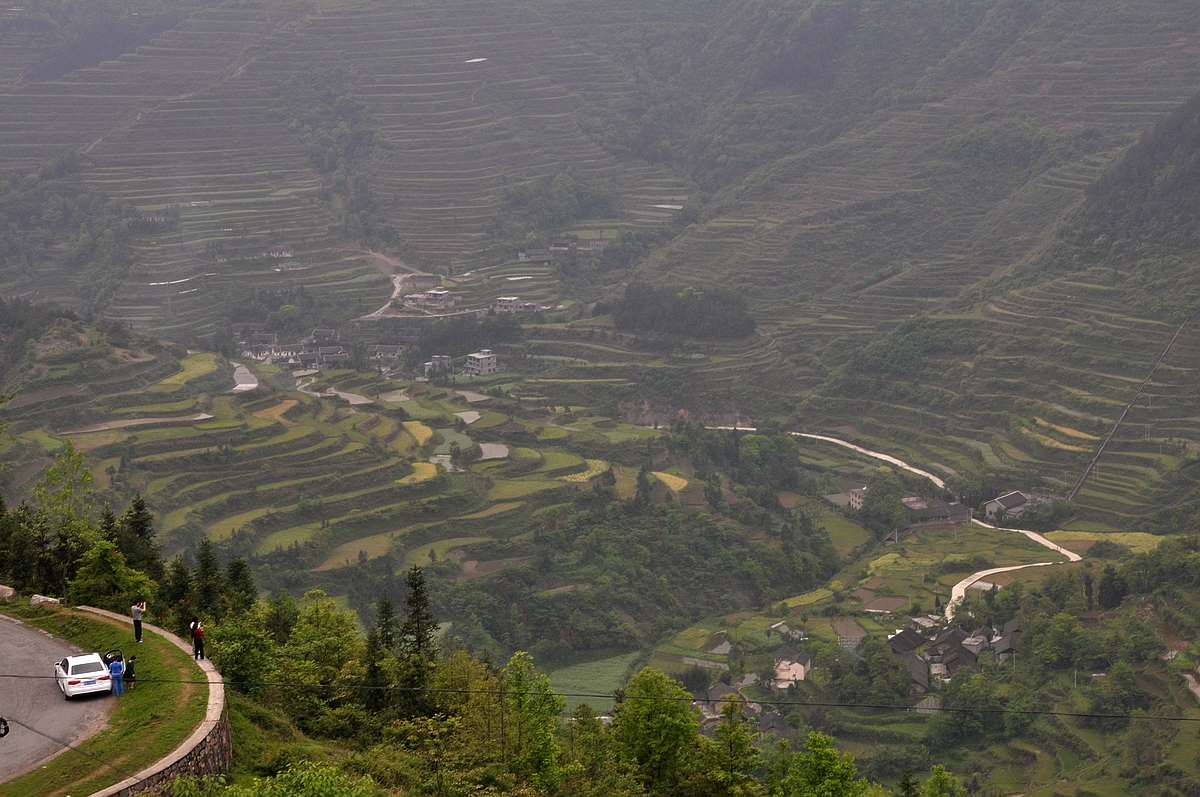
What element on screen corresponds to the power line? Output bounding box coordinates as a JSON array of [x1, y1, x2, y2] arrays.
[[1, 713, 145, 786], [4, 673, 1197, 724]]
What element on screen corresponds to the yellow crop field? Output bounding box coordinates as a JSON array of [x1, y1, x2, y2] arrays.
[[564, 459, 608, 482], [399, 461, 439, 485], [1034, 417, 1098, 440], [653, 471, 688, 492], [156, 353, 220, 386], [404, 421, 434, 446], [1045, 531, 1163, 555], [785, 588, 833, 608], [459, 502, 522, 519], [1021, 428, 1087, 452]]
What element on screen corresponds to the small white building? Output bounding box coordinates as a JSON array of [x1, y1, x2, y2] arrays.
[[424, 354, 452, 377], [494, 296, 520, 314], [848, 487, 867, 511], [464, 349, 499, 376], [770, 649, 812, 690]]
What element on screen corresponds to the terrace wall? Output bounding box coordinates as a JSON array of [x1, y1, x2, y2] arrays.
[[79, 607, 230, 797]]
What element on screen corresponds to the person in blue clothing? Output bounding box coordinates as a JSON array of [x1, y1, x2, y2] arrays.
[[110, 654, 124, 696]]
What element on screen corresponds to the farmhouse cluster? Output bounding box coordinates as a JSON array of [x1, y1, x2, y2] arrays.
[[887, 618, 1024, 691], [237, 328, 403, 368]]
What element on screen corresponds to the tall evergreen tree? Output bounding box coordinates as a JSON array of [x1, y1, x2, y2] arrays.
[[634, 464, 653, 509], [264, 589, 300, 645], [373, 593, 400, 652], [116, 494, 163, 581], [223, 557, 257, 614], [1096, 564, 1128, 610], [98, 504, 118, 543], [194, 537, 223, 617], [159, 554, 193, 632], [400, 565, 438, 659]]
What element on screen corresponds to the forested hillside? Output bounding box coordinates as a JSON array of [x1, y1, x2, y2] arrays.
[[0, 0, 1198, 530]]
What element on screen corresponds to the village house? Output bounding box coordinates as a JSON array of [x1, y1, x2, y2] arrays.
[[886, 627, 926, 656], [273, 261, 304, 272], [692, 684, 741, 720], [139, 212, 166, 223], [833, 618, 866, 652], [264, 244, 294, 258], [549, 237, 576, 250], [403, 288, 459, 311], [368, 344, 402, 359], [767, 619, 805, 641], [424, 354, 452, 377], [517, 249, 553, 263], [310, 328, 339, 343], [903, 652, 930, 692], [586, 239, 610, 251], [249, 332, 279, 346], [848, 487, 867, 510], [901, 496, 972, 526], [984, 490, 1036, 519], [771, 647, 813, 690], [493, 296, 521, 314], [464, 349, 499, 376]]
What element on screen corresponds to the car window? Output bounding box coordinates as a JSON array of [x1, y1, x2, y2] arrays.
[[60, 658, 68, 670], [71, 662, 104, 675]]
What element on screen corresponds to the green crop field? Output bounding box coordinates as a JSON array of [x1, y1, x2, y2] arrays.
[[548, 651, 645, 713]]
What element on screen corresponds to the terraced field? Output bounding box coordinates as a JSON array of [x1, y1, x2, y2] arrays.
[[0, 339, 669, 600], [4, 0, 1200, 530], [0, 0, 688, 333]]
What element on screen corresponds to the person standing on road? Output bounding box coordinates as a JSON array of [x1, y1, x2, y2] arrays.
[[110, 654, 124, 697], [124, 655, 136, 691], [190, 617, 206, 660], [131, 600, 146, 643]]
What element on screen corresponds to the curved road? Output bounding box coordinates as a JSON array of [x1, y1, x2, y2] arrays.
[[711, 425, 1085, 620], [0, 614, 112, 784], [945, 518, 1081, 619]]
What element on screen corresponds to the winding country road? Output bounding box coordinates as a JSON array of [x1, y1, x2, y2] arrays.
[[716, 426, 1082, 619], [0, 614, 111, 784], [944, 517, 1081, 619]]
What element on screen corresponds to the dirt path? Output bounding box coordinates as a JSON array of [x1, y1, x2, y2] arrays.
[[338, 246, 438, 319], [62, 413, 213, 434]]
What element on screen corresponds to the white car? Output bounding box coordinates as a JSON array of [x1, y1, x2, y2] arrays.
[[54, 653, 112, 700]]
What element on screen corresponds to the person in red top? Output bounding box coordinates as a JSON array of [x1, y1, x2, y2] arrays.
[[189, 617, 206, 660]]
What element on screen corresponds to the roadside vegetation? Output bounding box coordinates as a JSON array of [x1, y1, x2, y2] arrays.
[[0, 603, 207, 797]]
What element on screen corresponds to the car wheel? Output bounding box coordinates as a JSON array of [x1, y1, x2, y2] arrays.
[[63, 691, 71, 701]]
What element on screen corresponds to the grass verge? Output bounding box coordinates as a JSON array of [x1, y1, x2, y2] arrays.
[[0, 603, 208, 797]]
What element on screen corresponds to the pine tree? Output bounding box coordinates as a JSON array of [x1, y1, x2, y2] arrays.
[[194, 537, 223, 618], [1096, 563, 1127, 610], [373, 594, 400, 652], [116, 494, 163, 581], [634, 464, 653, 509], [98, 504, 118, 543], [363, 630, 390, 712], [160, 554, 193, 632], [223, 557, 257, 614], [264, 589, 300, 645], [400, 565, 438, 659]]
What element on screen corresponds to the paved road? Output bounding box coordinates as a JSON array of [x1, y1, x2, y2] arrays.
[[0, 614, 112, 784]]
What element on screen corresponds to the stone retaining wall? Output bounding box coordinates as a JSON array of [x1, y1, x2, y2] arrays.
[[78, 607, 230, 796]]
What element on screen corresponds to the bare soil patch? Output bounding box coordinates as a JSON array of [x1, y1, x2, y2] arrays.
[[865, 596, 908, 612], [252, 399, 298, 422], [6, 385, 83, 409]]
